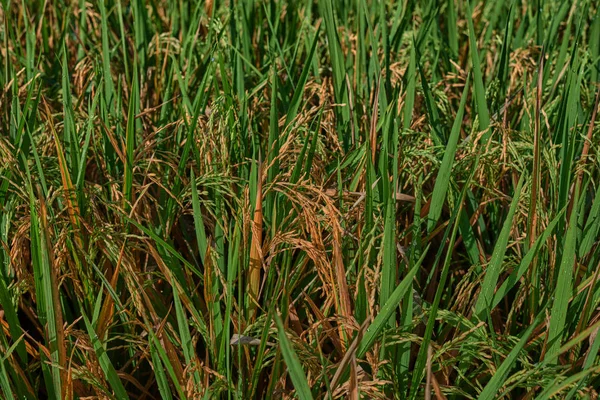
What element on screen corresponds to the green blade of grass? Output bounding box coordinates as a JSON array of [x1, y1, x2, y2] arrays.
[[98, 0, 115, 108], [495, 0, 516, 105], [415, 42, 444, 146], [427, 74, 470, 232], [82, 313, 130, 400], [579, 182, 600, 257], [0, 270, 26, 363], [284, 24, 320, 128], [446, 0, 458, 58], [410, 158, 479, 400], [473, 175, 524, 319], [491, 207, 566, 310], [0, 355, 15, 400], [190, 170, 209, 265], [123, 62, 139, 212], [318, 0, 350, 149], [357, 247, 428, 358], [466, 0, 490, 135], [275, 313, 314, 400], [150, 345, 174, 400], [479, 309, 544, 400], [564, 323, 600, 399], [61, 45, 80, 189], [172, 276, 201, 387], [546, 188, 580, 364], [145, 317, 187, 399], [27, 181, 63, 400]]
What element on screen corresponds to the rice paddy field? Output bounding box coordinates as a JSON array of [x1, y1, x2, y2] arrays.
[[1, 0, 600, 398]]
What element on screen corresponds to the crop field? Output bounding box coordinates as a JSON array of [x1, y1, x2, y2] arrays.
[[0, 0, 600, 398]]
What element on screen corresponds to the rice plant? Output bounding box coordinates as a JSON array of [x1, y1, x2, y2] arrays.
[[0, 0, 599, 398]]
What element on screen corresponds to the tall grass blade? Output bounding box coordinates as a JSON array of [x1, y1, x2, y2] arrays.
[[275, 314, 314, 400]]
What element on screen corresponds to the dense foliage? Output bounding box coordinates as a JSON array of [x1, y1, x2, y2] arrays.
[[1, 0, 600, 398]]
